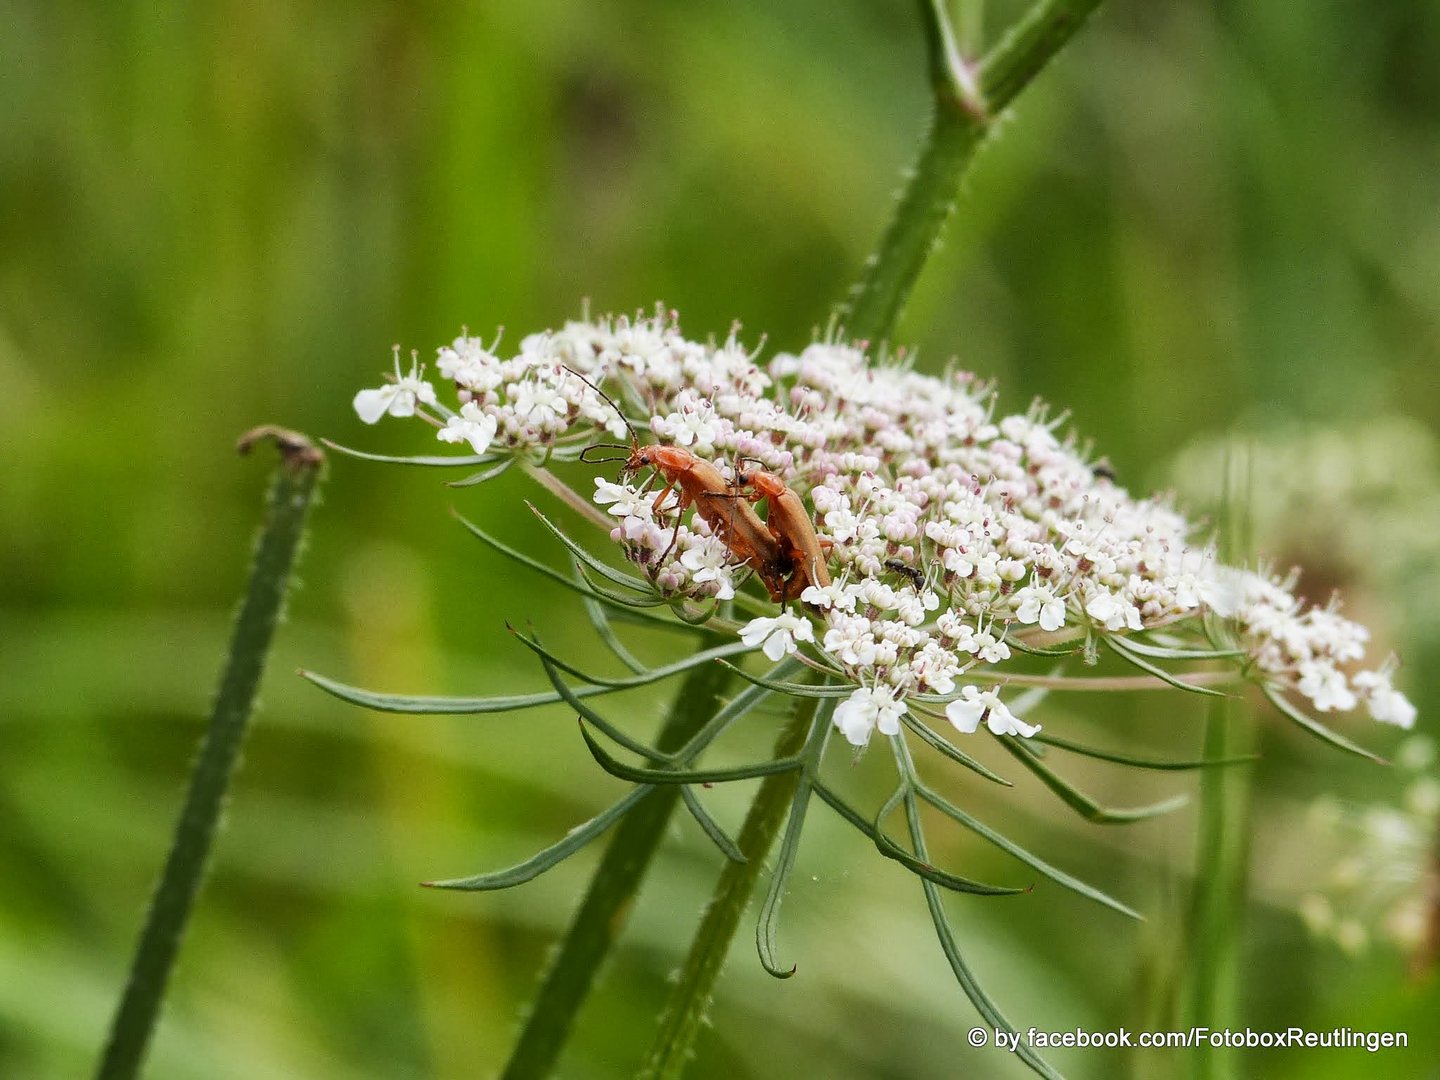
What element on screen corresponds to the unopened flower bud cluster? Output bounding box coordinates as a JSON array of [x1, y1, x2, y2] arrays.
[[353, 309, 1415, 746]]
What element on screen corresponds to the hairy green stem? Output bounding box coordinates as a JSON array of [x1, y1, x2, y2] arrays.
[[95, 428, 325, 1080], [637, 693, 824, 1080], [499, 647, 733, 1080], [842, 0, 1108, 343]]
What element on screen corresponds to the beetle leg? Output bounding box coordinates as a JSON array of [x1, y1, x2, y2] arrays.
[[650, 476, 679, 517], [653, 482, 695, 569]]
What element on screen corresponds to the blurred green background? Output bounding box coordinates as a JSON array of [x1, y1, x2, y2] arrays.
[[3, 1, 1438, 1077]]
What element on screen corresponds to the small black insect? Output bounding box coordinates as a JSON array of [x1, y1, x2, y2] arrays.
[[884, 558, 924, 590]]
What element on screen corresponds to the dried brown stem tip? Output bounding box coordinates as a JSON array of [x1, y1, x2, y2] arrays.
[[236, 425, 326, 468]]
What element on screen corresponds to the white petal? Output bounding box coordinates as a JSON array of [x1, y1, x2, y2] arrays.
[[1371, 689, 1417, 729], [594, 478, 628, 507], [834, 696, 875, 746], [788, 616, 816, 645], [464, 416, 497, 454], [1012, 716, 1042, 738], [740, 617, 777, 648], [800, 584, 833, 609], [1199, 567, 1245, 619], [945, 698, 984, 734], [387, 388, 419, 418], [352, 386, 396, 424], [1085, 592, 1118, 623], [762, 631, 792, 662], [986, 701, 1041, 738], [875, 700, 903, 736]]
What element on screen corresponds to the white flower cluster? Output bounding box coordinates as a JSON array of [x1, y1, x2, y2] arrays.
[[1213, 567, 1416, 728], [353, 331, 631, 456], [353, 309, 1416, 748], [593, 477, 740, 602]]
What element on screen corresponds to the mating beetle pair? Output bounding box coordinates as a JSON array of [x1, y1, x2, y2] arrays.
[[570, 368, 831, 605]]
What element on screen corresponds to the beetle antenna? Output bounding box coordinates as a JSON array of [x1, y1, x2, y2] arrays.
[[562, 365, 639, 447], [579, 443, 634, 464], [732, 453, 768, 482]]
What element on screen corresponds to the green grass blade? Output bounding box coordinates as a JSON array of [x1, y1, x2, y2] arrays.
[[529, 502, 656, 590], [1007, 637, 1080, 658], [754, 702, 832, 979], [811, 780, 879, 836], [536, 655, 668, 760], [1118, 637, 1246, 662], [573, 562, 673, 607], [919, 877, 1066, 1080], [638, 694, 826, 1078], [669, 660, 800, 762], [755, 781, 813, 979], [453, 511, 678, 628], [502, 643, 734, 1078], [670, 598, 720, 624], [576, 571, 649, 674], [891, 731, 1067, 1079]]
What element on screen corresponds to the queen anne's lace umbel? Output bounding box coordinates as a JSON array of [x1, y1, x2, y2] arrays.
[[354, 309, 1415, 746]]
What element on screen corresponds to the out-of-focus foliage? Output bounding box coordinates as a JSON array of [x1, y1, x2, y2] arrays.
[[2, 1, 1436, 1078]]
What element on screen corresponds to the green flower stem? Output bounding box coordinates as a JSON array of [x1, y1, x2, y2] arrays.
[[1182, 697, 1254, 1080], [95, 428, 325, 1080], [637, 692, 824, 1080], [499, 646, 733, 1080], [955, 0, 986, 56], [978, 0, 1106, 111], [843, 108, 985, 347], [843, 0, 1108, 343]]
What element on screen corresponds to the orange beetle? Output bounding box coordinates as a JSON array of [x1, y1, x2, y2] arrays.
[[732, 464, 833, 602], [570, 369, 792, 596]]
